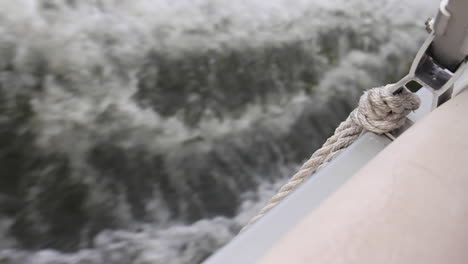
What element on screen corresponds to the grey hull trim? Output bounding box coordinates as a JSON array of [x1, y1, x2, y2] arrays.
[[203, 132, 391, 264]]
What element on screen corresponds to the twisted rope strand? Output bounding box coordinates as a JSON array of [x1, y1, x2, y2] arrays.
[[242, 84, 420, 231]]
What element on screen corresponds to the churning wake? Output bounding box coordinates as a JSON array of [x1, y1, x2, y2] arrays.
[[0, 0, 435, 263]]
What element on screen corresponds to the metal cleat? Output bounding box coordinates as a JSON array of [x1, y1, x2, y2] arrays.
[[392, 0, 468, 112]]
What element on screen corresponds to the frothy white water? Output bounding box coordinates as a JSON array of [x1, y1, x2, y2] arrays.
[[0, 0, 437, 263], [0, 177, 289, 264], [0, 0, 435, 156]]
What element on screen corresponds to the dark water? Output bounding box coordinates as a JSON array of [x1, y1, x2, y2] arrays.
[[0, 0, 435, 263]]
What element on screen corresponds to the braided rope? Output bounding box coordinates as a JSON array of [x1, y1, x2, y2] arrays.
[[242, 84, 420, 231]]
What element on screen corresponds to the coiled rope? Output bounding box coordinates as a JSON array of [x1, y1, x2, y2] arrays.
[[242, 84, 421, 231]]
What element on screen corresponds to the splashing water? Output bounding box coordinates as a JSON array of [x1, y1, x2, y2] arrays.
[[0, 0, 436, 263]]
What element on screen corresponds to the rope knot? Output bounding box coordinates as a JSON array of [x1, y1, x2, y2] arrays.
[[243, 84, 421, 231], [351, 84, 420, 134]]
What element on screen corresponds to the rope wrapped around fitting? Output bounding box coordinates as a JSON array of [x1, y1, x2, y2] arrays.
[[242, 84, 420, 231]]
